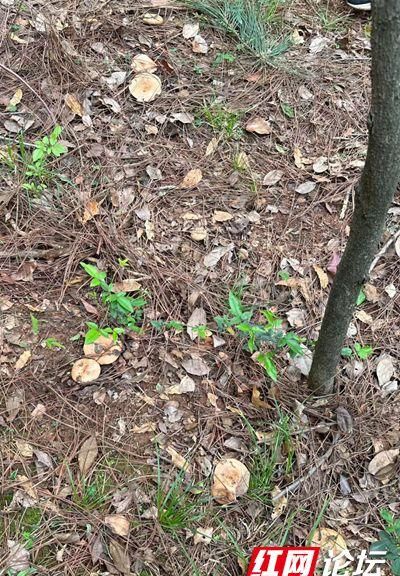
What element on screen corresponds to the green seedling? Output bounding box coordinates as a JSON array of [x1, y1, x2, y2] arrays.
[[370, 509, 400, 575], [212, 51, 236, 67], [356, 289, 366, 306], [199, 103, 243, 140], [42, 337, 65, 350], [80, 262, 146, 332], [192, 324, 211, 341], [354, 343, 374, 360], [278, 270, 290, 280], [280, 102, 295, 118], [30, 314, 39, 336], [84, 322, 124, 345], [151, 319, 185, 333]]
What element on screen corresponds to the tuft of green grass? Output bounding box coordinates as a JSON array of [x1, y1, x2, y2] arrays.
[[198, 102, 244, 140], [184, 0, 290, 61], [67, 467, 113, 511], [317, 7, 349, 33]]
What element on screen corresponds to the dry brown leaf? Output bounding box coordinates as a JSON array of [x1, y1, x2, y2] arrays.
[[187, 307, 207, 340], [91, 534, 104, 565], [6, 541, 30, 573], [132, 422, 157, 433], [83, 335, 122, 365], [180, 168, 203, 189], [81, 200, 100, 223], [166, 446, 191, 471], [263, 170, 283, 186], [65, 93, 83, 116], [165, 375, 196, 395], [6, 389, 24, 422], [113, 278, 141, 292], [129, 73, 162, 102], [143, 12, 164, 25], [212, 459, 250, 504], [182, 21, 199, 39], [15, 350, 31, 371], [354, 310, 373, 325], [131, 54, 157, 73], [313, 265, 329, 289], [213, 210, 233, 223], [293, 147, 304, 169], [193, 527, 213, 544], [286, 308, 305, 328], [104, 514, 130, 537], [251, 386, 272, 409], [364, 283, 380, 303], [15, 439, 33, 458], [181, 356, 210, 376], [245, 117, 272, 135], [271, 486, 287, 519], [376, 356, 395, 387], [9, 88, 23, 107], [109, 540, 131, 575], [191, 227, 208, 241], [205, 137, 218, 157], [368, 449, 399, 481], [71, 358, 101, 383], [78, 435, 98, 475], [203, 243, 234, 268], [311, 528, 348, 561], [145, 220, 155, 240], [31, 403, 46, 419], [276, 277, 311, 302], [336, 406, 353, 433], [296, 180, 316, 195], [192, 34, 208, 54], [395, 234, 400, 257]]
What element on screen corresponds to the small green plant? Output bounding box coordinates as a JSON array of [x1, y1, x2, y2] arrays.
[[184, 0, 290, 61], [80, 262, 146, 332], [199, 103, 243, 140], [30, 314, 39, 336], [356, 289, 366, 306], [341, 343, 374, 360], [68, 467, 112, 511], [42, 337, 65, 350], [278, 270, 290, 281], [212, 51, 236, 67], [118, 257, 129, 268], [156, 457, 205, 533], [84, 322, 124, 345], [214, 292, 304, 381], [317, 7, 349, 33], [280, 102, 295, 119], [192, 325, 211, 341], [370, 509, 400, 575], [22, 125, 67, 195]]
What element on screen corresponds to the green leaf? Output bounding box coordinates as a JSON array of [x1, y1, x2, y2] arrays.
[[30, 314, 39, 335], [354, 342, 374, 360], [84, 327, 101, 344], [278, 270, 290, 281], [280, 332, 304, 357], [70, 333, 81, 342], [115, 294, 134, 312], [228, 291, 242, 318], [32, 148, 45, 163], [80, 262, 107, 282], [280, 102, 295, 118], [356, 289, 366, 306], [341, 347, 353, 358], [43, 337, 65, 349], [257, 352, 278, 381], [151, 320, 165, 331], [49, 124, 63, 145], [51, 142, 67, 157]]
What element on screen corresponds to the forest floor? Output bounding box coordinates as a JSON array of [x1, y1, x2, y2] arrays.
[[0, 0, 400, 574]]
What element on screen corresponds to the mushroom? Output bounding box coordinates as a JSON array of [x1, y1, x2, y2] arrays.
[[71, 358, 101, 383], [83, 335, 122, 365], [129, 73, 162, 103]]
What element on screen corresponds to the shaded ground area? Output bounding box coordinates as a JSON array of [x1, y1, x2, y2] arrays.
[[0, 0, 399, 574]]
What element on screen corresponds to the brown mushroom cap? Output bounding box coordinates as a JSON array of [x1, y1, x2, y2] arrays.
[[83, 335, 122, 365], [71, 358, 101, 383], [128, 73, 162, 103]]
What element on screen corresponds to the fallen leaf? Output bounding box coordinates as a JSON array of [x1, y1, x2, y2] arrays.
[[385, 283, 396, 298], [170, 112, 194, 124], [212, 459, 250, 504], [336, 406, 353, 433], [180, 168, 203, 189], [6, 541, 30, 572], [193, 527, 213, 544], [364, 283, 380, 303], [145, 220, 155, 240], [368, 449, 399, 482], [13, 261, 37, 282], [91, 534, 104, 565], [78, 435, 98, 475], [293, 147, 304, 169], [327, 252, 341, 275], [143, 12, 164, 25], [146, 165, 162, 181], [165, 375, 196, 395], [182, 356, 210, 376], [298, 85, 313, 100], [31, 403, 46, 419], [81, 199, 100, 223], [309, 36, 330, 54], [203, 243, 234, 268], [131, 54, 157, 73], [355, 310, 373, 325], [71, 358, 101, 383], [192, 34, 208, 54], [395, 235, 400, 258], [15, 350, 31, 371], [65, 93, 83, 116], [128, 73, 162, 102], [34, 449, 53, 470], [102, 97, 121, 113], [112, 279, 142, 292], [182, 21, 199, 39], [15, 439, 33, 458], [271, 486, 287, 519], [289, 346, 313, 376], [313, 265, 329, 289], [105, 514, 130, 537], [207, 392, 219, 409], [276, 277, 311, 302], [245, 117, 272, 135], [205, 137, 218, 157], [166, 446, 191, 471], [234, 151, 250, 171], [109, 540, 131, 575], [132, 422, 157, 433], [286, 308, 305, 328], [251, 386, 272, 409], [313, 156, 328, 173], [263, 170, 283, 186], [213, 210, 233, 222], [6, 389, 24, 422], [8, 88, 23, 108], [191, 227, 208, 241], [311, 528, 348, 560], [376, 357, 395, 387], [295, 180, 316, 195], [187, 307, 207, 340], [213, 335, 226, 348]]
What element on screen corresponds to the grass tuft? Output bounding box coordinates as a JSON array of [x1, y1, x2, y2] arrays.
[[183, 0, 290, 61]]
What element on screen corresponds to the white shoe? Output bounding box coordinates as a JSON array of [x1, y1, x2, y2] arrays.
[[347, 0, 371, 10]]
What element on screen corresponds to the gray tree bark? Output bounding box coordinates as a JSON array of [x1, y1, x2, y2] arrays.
[[308, 0, 400, 394]]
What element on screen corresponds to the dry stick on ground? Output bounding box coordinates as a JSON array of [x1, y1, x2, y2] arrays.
[[308, 0, 400, 395]]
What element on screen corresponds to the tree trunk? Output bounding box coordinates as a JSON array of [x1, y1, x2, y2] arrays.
[[308, 0, 400, 395]]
